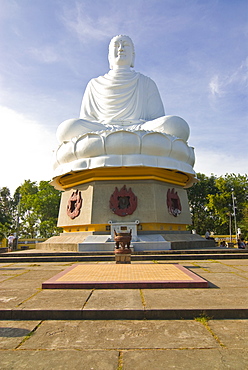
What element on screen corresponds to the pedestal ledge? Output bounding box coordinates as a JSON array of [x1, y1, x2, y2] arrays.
[[51, 129, 197, 190]]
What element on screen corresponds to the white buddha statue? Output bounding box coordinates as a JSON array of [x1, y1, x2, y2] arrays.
[[56, 35, 190, 144], [53, 35, 196, 189]]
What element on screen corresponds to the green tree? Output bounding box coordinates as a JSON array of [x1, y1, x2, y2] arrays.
[[207, 174, 248, 236], [15, 180, 62, 238], [0, 187, 16, 239], [15, 180, 39, 238], [187, 173, 248, 237], [187, 173, 218, 235], [239, 204, 248, 238], [33, 181, 62, 238]]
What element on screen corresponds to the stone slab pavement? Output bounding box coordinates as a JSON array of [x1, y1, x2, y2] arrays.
[[0, 259, 248, 319], [0, 319, 247, 369], [0, 259, 248, 369]]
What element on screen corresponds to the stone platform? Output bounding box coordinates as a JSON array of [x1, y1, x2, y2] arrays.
[[38, 232, 215, 252], [0, 249, 248, 370], [0, 255, 247, 321], [42, 263, 208, 289]]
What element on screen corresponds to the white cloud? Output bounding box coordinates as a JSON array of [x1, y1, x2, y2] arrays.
[[29, 45, 59, 63], [194, 148, 248, 177], [209, 75, 222, 96], [0, 106, 57, 194], [61, 2, 118, 42], [209, 58, 248, 97], [228, 57, 248, 86]]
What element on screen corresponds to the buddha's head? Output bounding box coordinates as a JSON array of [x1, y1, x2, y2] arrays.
[[108, 35, 135, 69]]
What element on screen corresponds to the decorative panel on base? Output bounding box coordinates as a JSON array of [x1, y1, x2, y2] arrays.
[[57, 175, 192, 235]]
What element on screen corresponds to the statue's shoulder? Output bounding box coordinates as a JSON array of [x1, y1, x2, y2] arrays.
[[86, 73, 108, 89], [137, 72, 158, 89], [138, 71, 155, 81]]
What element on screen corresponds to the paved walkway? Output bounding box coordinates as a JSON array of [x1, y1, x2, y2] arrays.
[[0, 258, 248, 369]]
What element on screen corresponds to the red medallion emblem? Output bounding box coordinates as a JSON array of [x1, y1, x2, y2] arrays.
[[167, 188, 182, 217], [67, 190, 82, 219], [109, 185, 137, 216]]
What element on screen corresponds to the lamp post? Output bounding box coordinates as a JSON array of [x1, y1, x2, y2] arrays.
[[231, 189, 237, 243], [15, 193, 21, 250], [227, 212, 232, 243]]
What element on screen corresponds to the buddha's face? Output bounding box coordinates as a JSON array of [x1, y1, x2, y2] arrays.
[[109, 35, 135, 69]]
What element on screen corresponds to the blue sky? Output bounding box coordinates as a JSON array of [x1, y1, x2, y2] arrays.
[[0, 0, 247, 193]]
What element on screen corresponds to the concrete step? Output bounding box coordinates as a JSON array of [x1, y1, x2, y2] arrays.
[[2, 247, 248, 257], [1, 308, 248, 320], [1, 250, 248, 262]]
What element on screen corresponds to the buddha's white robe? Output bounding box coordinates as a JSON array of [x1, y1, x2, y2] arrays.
[[80, 70, 165, 127], [56, 70, 189, 143]]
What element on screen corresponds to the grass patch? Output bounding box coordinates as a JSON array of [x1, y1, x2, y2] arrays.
[[194, 313, 212, 324], [117, 351, 123, 370], [139, 289, 146, 308], [194, 314, 225, 347], [15, 321, 43, 349]]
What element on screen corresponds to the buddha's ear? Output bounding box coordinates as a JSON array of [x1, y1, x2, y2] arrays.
[[130, 54, 135, 68], [130, 44, 135, 68], [108, 53, 113, 69]]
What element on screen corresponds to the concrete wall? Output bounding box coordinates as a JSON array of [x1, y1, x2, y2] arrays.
[[57, 180, 191, 229]]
